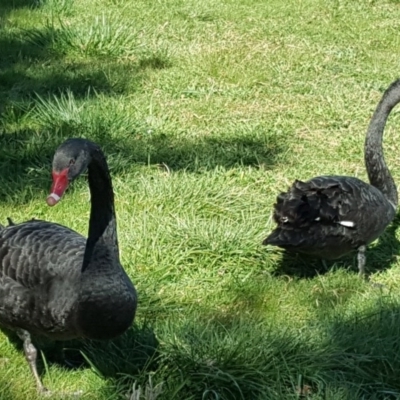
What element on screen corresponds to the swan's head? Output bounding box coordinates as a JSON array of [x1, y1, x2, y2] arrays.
[[47, 138, 93, 206]]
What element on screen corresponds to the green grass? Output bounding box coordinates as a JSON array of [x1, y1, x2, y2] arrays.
[[2, 0, 400, 398]]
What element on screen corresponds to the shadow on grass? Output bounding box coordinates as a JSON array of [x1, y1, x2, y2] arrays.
[[0, 125, 285, 205], [99, 303, 400, 400], [268, 212, 400, 279], [0, 129, 71, 205], [0, 29, 144, 106], [128, 129, 283, 171], [0, 2, 169, 106], [74, 324, 159, 379], [3, 302, 400, 399], [4, 277, 400, 400], [318, 297, 400, 399], [0, 0, 38, 17], [1, 322, 159, 394]]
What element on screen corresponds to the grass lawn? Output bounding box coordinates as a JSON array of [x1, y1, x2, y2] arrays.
[[2, 0, 400, 398]]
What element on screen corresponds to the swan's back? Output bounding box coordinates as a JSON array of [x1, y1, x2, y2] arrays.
[[0, 220, 86, 339], [264, 176, 396, 259]]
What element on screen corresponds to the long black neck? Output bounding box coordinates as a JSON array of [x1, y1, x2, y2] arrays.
[[365, 79, 400, 207], [82, 147, 119, 272]]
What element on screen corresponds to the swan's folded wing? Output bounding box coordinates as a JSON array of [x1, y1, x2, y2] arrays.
[[0, 220, 86, 336], [264, 175, 394, 257], [0, 274, 33, 329]]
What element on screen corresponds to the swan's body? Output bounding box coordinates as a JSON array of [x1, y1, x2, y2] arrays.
[[0, 220, 135, 340], [264, 79, 400, 275], [264, 176, 395, 260], [0, 139, 137, 392]]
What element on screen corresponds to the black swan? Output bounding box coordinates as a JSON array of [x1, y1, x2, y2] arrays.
[[0, 138, 137, 393], [263, 78, 400, 276]]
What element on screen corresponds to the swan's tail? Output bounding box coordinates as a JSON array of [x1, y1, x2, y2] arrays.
[[0, 217, 17, 230], [6, 217, 16, 226]]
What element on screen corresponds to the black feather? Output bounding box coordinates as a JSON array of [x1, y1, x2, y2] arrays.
[[263, 79, 400, 270]]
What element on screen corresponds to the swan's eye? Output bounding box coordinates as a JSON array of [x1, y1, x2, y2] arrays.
[[69, 159, 75, 166]]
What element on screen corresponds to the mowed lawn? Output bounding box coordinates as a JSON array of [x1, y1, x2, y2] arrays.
[[1, 0, 400, 399]]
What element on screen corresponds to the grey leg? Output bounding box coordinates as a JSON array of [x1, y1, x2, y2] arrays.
[[17, 329, 50, 395], [357, 245, 367, 278]]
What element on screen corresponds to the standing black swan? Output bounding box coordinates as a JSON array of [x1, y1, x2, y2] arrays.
[[0, 138, 137, 393], [263, 79, 400, 276]]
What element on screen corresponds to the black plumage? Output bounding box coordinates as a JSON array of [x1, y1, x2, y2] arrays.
[[0, 139, 137, 393], [263, 79, 400, 276]]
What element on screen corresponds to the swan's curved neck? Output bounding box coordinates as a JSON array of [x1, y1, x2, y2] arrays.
[[82, 149, 119, 271], [365, 80, 400, 208]]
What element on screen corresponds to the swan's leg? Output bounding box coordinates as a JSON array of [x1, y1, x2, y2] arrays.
[[17, 329, 50, 395], [357, 245, 367, 278]]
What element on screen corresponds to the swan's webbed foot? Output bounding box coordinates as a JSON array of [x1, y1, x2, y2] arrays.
[[17, 329, 50, 395], [357, 245, 367, 278]]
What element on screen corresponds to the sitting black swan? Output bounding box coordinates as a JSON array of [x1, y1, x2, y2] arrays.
[[263, 78, 400, 276], [0, 138, 137, 393]]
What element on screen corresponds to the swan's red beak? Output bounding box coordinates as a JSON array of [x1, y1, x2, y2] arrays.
[[47, 168, 69, 207]]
